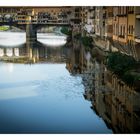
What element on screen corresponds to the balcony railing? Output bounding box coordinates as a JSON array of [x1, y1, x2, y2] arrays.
[[118, 35, 125, 38], [136, 14, 140, 19], [128, 11, 134, 14], [117, 14, 127, 17]]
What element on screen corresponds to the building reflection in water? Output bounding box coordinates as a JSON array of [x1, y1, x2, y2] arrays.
[[66, 40, 140, 134], [0, 39, 67, 64], [0, 36, 140, 134]]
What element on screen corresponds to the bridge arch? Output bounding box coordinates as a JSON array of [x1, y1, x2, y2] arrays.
[[0, 48, 20, 57], [6, 48, 13, 57]]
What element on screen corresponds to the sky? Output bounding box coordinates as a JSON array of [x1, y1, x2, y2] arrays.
[[0, 0, 140, 6]]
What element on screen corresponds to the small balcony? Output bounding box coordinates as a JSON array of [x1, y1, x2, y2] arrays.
[[136, 14, 140, 19], [135, 36, 140, 43]]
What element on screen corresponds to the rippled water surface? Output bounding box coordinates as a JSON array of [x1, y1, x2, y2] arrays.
[[0, 62, 112, 133], [0, 30, 112, 133]]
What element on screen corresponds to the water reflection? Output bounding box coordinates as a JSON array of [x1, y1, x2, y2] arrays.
[[0, 31, 67, 63], [0, 32, 67, 47], [0, 31, 139, 133], [37, 33, 67, 47], [0, 32, 26, 47], [66, 39, 140, 133]]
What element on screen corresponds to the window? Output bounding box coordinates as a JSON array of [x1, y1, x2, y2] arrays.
[[123, 7, 126, 15], [131, 40, 133, 46], [123, 25, 125, 36], [128, 6, 134, 13], [119, 7, 121, 15], [128, 40, 133, 46], [116, 24, 118, 35], [131, 25, 133, 34], [120, 7, 123, 15], [120, 25, 122, 35], [128, 25, 133, 34], [113, 24, 115, 34], [119, 25, 125, 38], [114, 24, 116, 35], [108, 25, 113, 33]]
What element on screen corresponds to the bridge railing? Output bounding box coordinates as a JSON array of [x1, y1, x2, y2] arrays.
[[0, 19, 70, 25]]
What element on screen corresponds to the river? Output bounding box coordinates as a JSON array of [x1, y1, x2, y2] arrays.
[[0, 31, 134, 133]]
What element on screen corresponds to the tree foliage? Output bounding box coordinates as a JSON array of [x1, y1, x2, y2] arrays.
[[81, 36, 93, 48], [61, 27, 71, 36], [0, 26, 9, 31], [106, 52, 139, 86]]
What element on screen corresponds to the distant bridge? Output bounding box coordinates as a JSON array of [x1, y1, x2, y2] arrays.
[[0, 7, 72, 26], [0, 7, 74, 42]]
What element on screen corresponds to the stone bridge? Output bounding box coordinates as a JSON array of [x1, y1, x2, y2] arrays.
[[0, 7, 73, 41]]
